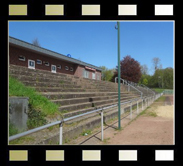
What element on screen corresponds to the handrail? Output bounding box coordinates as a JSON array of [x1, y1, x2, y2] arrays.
[[9, 91, 163, 144], [115, 77, 143, 98], [9, 97, 141, 142], [140, 84, 156, 95]]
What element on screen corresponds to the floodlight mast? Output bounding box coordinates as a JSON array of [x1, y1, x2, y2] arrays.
[[116, 21, 121, 129]]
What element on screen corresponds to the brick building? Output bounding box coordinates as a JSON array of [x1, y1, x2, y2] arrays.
[[9, 36, 102, 80]]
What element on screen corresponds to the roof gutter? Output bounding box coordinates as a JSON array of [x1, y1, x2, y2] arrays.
[[9, 36, 102, 71]]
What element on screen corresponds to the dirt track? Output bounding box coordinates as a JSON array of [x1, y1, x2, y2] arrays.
[[67, 95, 174, 145], [104, 108, 173, 145]]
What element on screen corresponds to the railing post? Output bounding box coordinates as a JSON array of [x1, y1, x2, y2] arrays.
[[121, 104, 124, 114], [147, 98, 149, 106], [137, 100, 139, 114], [142, 99, 143, 111], [101, 110, 104, 141], [59, 122, 63, 145], [130, 101, 132, 119]]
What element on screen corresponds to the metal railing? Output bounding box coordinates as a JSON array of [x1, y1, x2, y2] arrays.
[[115, 77, 143, 98], [9, 93, 163, 145], [140, 84, 156, 96]]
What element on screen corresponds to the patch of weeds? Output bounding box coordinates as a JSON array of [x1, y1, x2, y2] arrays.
[[104, 117, 117, 125], [64, 138, 70, 144], [147, 112, 157, 117], [155, 96, 166, 102], [48, 140, 58, 145], [115, 127, 123, 131], [27, 104, 47, 129], [48, 126, 54, 131], [139, 110, 146, 116], [9, 136, 35, 145], [103, 137, 110, 143], [9, 123, 19, 136], [60, 80, 64, 84], [61, 110, 69, 114], [81, 129, 92, 136]]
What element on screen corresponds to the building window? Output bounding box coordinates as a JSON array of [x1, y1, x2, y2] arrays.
[[19, 56, 25, 61], [28, 60, 35, 69], [45, 62, 49, 66], [57, 65, 61, 69], [92, 73, 96, 79], [65, 66, 69, 70], [70, 67, 73, 71], [83, 69, 89, 78], [51, 65, 56, 73], [37, 59, 42, 64], [97, 74, 100, 80]]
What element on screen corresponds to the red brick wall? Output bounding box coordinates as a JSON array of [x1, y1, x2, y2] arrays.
[[9, 44, 102, 80], [74, 65, 83, 77], [96, 70, 102, 80], [73, 65, 101, 80], [9, 45, 75, 75]]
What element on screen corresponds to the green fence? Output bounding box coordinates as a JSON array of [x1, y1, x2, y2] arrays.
[[163, 89, 174, 95]]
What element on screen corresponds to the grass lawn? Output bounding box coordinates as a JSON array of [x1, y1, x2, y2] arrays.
[[152, 88, 165, 93], [9, 76, 60, 116]]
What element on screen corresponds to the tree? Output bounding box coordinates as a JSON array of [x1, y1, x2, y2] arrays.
[[32, 38, 41, 47], [152, 57, 161, 73], [150, 67, 173, 89], [141, 64, 149, 75], [100, 66, 114, 81], [112, 55, 142, 83], [142, 78, 148, 85], [163, 67, 173, 89]]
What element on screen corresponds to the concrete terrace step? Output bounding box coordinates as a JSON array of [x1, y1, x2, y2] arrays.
[[61, 97, 141, 125], [63, 98, 138, 125], [9, 69, 69, 81], [10, 74, 74, 85], [30, 98, 142, 145], [84, 89, 121, 92], [35, 87, 86, 92], [51, 94, 139, 106], [41, 92, 133, 100], [58, 96, 139, 112], [10, 65, 68, 78], [22, 81, 81, 88]]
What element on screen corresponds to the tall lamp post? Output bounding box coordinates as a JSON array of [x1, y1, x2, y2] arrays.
[[116, 21, 121, 129]]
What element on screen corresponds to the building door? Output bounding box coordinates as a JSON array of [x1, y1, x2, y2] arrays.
[[28, 59, 35, 69], [51, 65, 56, 73]]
